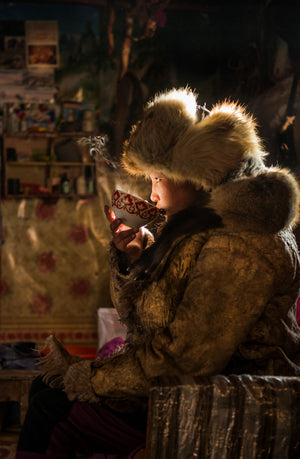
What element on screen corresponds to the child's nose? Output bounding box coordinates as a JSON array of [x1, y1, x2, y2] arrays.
[[150, 190, 159, 203]]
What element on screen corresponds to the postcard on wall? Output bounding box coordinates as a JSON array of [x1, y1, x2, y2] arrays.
[[26, 68, 55, 87], [25, 21, 59, 68]]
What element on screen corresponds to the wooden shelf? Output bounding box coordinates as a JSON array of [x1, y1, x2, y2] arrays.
[[7, 161, 95, 166], [3, 131, 94, 138], [7, 193, 95, 199]]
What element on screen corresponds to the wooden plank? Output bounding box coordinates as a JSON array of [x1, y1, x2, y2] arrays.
[[0, 370, 40, 382], [0, 370, 40, 426]]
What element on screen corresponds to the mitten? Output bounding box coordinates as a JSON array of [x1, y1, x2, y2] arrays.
[[39, 335, 82, 388]]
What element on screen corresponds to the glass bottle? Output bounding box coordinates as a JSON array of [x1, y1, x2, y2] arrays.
[[85, 166, 94, 194], [61, 173, 70, 194]]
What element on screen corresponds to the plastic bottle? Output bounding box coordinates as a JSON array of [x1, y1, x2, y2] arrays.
[[76, 174, 86, 195]]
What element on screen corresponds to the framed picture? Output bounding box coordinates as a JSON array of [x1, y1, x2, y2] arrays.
[[26, 21, 59, 68]]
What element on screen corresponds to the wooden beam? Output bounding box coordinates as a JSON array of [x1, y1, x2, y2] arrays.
[[0, 0, 110, 6], [0, 0, 218, 11]]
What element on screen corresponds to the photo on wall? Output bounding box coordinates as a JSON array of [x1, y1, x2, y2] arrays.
[[25, 20, 59, 68]]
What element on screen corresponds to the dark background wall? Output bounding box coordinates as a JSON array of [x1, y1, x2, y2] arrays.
[[0, 0, 299, 168]]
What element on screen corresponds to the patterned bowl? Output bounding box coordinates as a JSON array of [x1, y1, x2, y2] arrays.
[[111, 189, 160, 227]]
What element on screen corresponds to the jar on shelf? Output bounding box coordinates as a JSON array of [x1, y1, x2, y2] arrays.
[[82, 110, 95, 133]]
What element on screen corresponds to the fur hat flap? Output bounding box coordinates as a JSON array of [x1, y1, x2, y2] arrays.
[[172, 102, 266, 189], [122, 88, 198, 176], [209, 168, 300, 231]]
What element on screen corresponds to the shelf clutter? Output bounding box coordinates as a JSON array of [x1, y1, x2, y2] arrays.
[[0, 101, 99, 199], [2, 132, 96, 198]]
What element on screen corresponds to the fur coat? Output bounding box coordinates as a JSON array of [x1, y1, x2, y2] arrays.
[[85, 165, 300, 410], [40, 165, 300, 411]]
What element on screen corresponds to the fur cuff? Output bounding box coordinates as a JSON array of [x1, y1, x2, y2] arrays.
[[38, 335, 82, 389]]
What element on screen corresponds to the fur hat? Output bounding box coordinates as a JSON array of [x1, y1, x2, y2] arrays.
[[122, 88, 267, 190]]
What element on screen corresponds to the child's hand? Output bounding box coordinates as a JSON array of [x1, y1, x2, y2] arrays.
[[104, 205, 144, 264]]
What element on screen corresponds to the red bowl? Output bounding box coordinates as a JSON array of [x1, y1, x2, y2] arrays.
[[112, 189, 160, 227]]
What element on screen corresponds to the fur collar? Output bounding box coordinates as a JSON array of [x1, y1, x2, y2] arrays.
[[132, 203, 222, 279], [210, 167, 300, 233]]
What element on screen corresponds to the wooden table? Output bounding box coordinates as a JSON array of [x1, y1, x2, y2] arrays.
[[0, 369, 40, 427]]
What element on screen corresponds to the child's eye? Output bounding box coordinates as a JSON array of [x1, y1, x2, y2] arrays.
[[154, 177, 161, 183]]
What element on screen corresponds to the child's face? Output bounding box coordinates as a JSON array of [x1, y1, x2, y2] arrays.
[[149, 172, 198, 217]]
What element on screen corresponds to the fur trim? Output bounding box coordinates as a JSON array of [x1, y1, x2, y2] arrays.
[[131, 201, 223, 280], [122, 87, 198, 176], [172, 102, 266, 189], [122, 88, 267, 190], [38, 335, 82, 388], [210, 167, 300, 231]]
